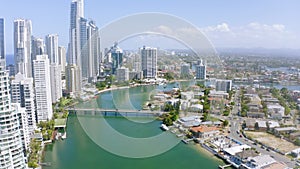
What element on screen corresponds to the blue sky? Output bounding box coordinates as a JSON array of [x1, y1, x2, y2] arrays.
[[1, 0, 300, 53]]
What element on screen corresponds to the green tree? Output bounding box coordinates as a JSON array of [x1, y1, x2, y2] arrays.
[[222, 120, 229, 127]]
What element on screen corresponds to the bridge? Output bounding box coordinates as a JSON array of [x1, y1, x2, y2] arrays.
[[66, 107, 165, 117]]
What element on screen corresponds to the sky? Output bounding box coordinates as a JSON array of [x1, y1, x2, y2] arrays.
[[0, 0, 300, 54]]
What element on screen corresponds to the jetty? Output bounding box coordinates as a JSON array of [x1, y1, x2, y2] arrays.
[[219, 164, 232, 169]]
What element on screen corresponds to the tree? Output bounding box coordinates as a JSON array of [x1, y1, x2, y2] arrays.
[[295, 138, 300, 146], [163, 116, 173, 126], [202, 112, 208, 121], [223, 110, 230, 116], [222, 120, 229, 127], [164, 72, 174, 81]]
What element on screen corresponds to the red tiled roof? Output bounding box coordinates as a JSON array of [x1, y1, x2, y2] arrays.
[[191, 125, 218, 133]]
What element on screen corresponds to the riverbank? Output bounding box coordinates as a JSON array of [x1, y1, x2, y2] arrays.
[[193, 144, 225, 163]]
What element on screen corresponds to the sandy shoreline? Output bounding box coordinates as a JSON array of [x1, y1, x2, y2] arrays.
[[192, 143, 225, 163]]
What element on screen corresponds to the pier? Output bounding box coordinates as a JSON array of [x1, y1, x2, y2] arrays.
[[218, 164, 232, 169]]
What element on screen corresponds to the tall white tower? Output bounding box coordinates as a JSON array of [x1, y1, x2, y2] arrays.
[[33, 55, 53, 122], [0, 60, 26, 168], [11, 73, 36, 133], [45, 34, 59, 64], [67, 0, 85, 94], [0, 18, 4, 60], [141, 46, 157, 79], [45, 34, 62, 103], [58, 46, 66, 76], [14, 19, 32, 78]]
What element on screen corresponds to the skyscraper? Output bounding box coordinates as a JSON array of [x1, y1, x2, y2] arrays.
[[58, 46, 66, 76], [14, 19, 32, 78], [111, 43, 123, 75], [196, 60, 206, 80], [141, 46, 157, 79], [116, 67, 129, 82], [86, 20, 100, 82], [215, 79, 232, 93], [11, 73, 36, 133], [0, 18, 4, 59], [0, 60, 26, 168], [33, 55, 53, 122], [181, 63, 190, 77], [67, 0, 84, 94], [49, 64, 62, 103], [12, 103, 30, 156], [45, 34, 59, 64], [45, 34, 62, 103], [31, 36, 45, 61]]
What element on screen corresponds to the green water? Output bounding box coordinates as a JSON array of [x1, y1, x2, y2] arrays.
[[43, 84, 222, 169]]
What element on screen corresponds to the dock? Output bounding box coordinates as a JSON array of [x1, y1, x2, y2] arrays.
[[219, 164, 232, 169]]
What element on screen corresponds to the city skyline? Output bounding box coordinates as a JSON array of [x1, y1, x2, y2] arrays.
[[0, 0, 300, 54]]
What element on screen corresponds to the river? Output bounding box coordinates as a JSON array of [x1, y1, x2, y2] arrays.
[[43, 82, 223, 169]]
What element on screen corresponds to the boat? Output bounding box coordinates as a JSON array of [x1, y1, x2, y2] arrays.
[[61, 132, 67, 140], [181, 139, 188, 144], [160, 124, 169, 131]]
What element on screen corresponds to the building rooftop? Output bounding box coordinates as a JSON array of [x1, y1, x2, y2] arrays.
[[274, 127, 297, 132], [247, 155, 276, 167], [223, 144, 251, 156], [190, 125, 218, 133], [236, 149, 258, 159]]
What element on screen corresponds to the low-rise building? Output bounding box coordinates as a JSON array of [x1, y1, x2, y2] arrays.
[[274, 127, 297, 136], [240, 155, 284, 169], [189, 104, 203, 112], [267, 104, 285, 120], [190, 125, 219, 138]]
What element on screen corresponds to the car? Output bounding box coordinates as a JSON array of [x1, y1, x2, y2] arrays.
[[228, 131, 231, 133], [239, 134, 243, 138]]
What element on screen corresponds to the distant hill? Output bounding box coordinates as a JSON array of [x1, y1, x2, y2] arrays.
[[216, 48, 300, 57]]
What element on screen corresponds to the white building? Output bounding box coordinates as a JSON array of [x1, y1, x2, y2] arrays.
[[86, 20, 100, 82], [66, 64, 81, 96], [181, 64, 190, 77], [45, 34, 62, 103], [215, 79, 232, 93], [141, 46, 157, 79], [0, 18, 4, 59], [116, 67, 129, 82], [196, 62, 206, 80], [58, 46, 66, 76], [50, 64, 62, 103], [240, 155, 277, 169], [33, 55, 53, 122], [31, 37, 45, 62], [10, 73, 36, 133], [12, 103, 30, 156], [267, 104, 285, 120], [0, 60, 26, 168], [14, 19, 32, 78], [45, 34, 59, 64], [66, 0, 84, 93]]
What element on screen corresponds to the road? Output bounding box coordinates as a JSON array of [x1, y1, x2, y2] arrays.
[[226, 89, 296, 168]]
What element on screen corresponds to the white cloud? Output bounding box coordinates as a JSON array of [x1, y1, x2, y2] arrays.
[[201, 22, 299, 49], [202, 23, 230, 32]]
